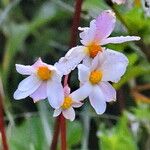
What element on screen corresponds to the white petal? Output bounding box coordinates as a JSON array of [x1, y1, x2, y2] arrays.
[[14, 82, 41, 100], [78, 64, 90, 83], [70, 83, 92, 101], [18, 75, 41, 91], [72, 102, 83, 108], [62, 107, 75, 121], [89, 86, 106, 114], [16, 64, 34, 75], [54, 46, 86, 75], [112, 0, 126, 5], [100, 49, 129, 83], [82, 56, 93, 68], [47, 80, 64, 109], [30, 82, 47, 101], [99, 82, 116, 102], [53, 108, 62, 117], [64, 85, 71, 97], [101, 36, 141, 45]]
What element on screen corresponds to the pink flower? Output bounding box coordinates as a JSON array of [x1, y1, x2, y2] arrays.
[[53, 85, 83, 121], [112, 0, 126, 5], [70, 49, 128, 114], [14, 58, 64, 109], [55, 10, 140, 75]]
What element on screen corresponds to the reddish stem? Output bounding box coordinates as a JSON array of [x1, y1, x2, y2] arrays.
[[0, 93, 9, 150], [50, 116, 61, 150]]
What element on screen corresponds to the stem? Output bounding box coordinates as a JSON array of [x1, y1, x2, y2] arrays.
[[50, 117, 61, 150], [60, 114, 67, 150], [0, 79, 9, 150]]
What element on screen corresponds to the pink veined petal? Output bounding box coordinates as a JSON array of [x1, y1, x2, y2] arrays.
[[54, 46, 86, 75], [64, 85, 71, 97], [13, 82, 41, 100], [101, 36, 141, 45], [95, 10, 116, 41], [18, 75, 41, 91], [53, 108, 62, 117], [78, 64, 90, 83], [72, 102, 83, 108], [16, 64, 35, 75], [30, 82, 47, 102], [89, 85, 106, 115], [62, 107, 75, 121], [99, 49, 128, 83], [47, 80, 64, 109], [99, 82, 116, 102], [70, 82, 93, 101]]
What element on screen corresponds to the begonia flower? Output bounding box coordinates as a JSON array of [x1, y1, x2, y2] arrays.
[[112, 0, 126, 5], [53, 85, 83, 121], [14, 58, 64, 109], [70, 49, 128, 114], [55, 10, 140, 75]]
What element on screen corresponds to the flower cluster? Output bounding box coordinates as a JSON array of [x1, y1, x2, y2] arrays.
[[14, 10, 140, 121]]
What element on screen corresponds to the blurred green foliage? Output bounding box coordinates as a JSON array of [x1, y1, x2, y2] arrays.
[[0, 0, 150, 150]]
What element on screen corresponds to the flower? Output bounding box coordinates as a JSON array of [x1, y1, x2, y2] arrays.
[[13, 58, 64, 109], [53, 85, 83, 121], [112, 0, 126, 5], [55, 10, 140, 75], [70, 49, 128, 114]]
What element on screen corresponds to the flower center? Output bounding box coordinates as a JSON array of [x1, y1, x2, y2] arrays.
[[37, 66, 52, 81], [62, 97, 73, 109], [88, 44, 102, 58], [89, 70, 103, 85]]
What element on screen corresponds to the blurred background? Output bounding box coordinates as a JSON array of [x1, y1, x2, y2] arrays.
[[0, 0, 150, 149]]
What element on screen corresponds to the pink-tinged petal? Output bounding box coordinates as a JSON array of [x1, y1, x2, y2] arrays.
[[100, 49, 128, 83], [62, 107, 75, 121], [89, 85, 106, 114], [101, 36, 140, 45], [54, 46, 86, 75], [30, 82, 47, 101], [18, 75, 41, 91], [53, 108, 62, 117], [72, 102, 83, 108], [95, 10, 116, 41], [112, 0, 126, 5], [14, 82, 41, 100], [80, 20, 97, 46], [47, 80, 64, 109], [99, 82, 116, 102], [16, 64, 34, 75], [32, 58, 44, 68], [64, 85, 71, 97], [70, 83, 92, 101], [78, 64, 90, 83]]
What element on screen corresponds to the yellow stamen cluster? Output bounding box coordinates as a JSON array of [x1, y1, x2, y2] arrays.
[[62, 97, 73, 109], [37, 66, 52, 81], [89, 70, 103, 84], [88, 44, 102, 58]]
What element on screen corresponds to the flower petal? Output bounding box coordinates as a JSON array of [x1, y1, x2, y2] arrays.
[[54, 46, 86, 75], [101, 36, 140, 45], [64, 85, 71, 97], [47, 80, 64, 109], [18, 75, 41, 91], [95, 10, 116, 41], [53, 108, 62, 117], [62, 107, 75, 121], [78, 64, 90, 83], [70, 83, 92, 101], [30, 82, 47, 102], [89, 86, 106, 114], [72, 102, 83, 108], [82, 56, 93, 67], [112, 0, 126, 5], [99, 82, 116, 102], [100, 49, 128, 83], [16, 64, 34, 75]]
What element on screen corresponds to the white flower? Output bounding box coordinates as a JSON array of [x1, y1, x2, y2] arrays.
[[55, 10, 140, 75], [14, 58, 64, 109], [112, 0, 126, 5], [53, 85, 83, 121], [70, 49, 128, 114]]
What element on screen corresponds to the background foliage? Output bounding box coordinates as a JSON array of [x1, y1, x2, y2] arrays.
[[0, 0, 150, 149]]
